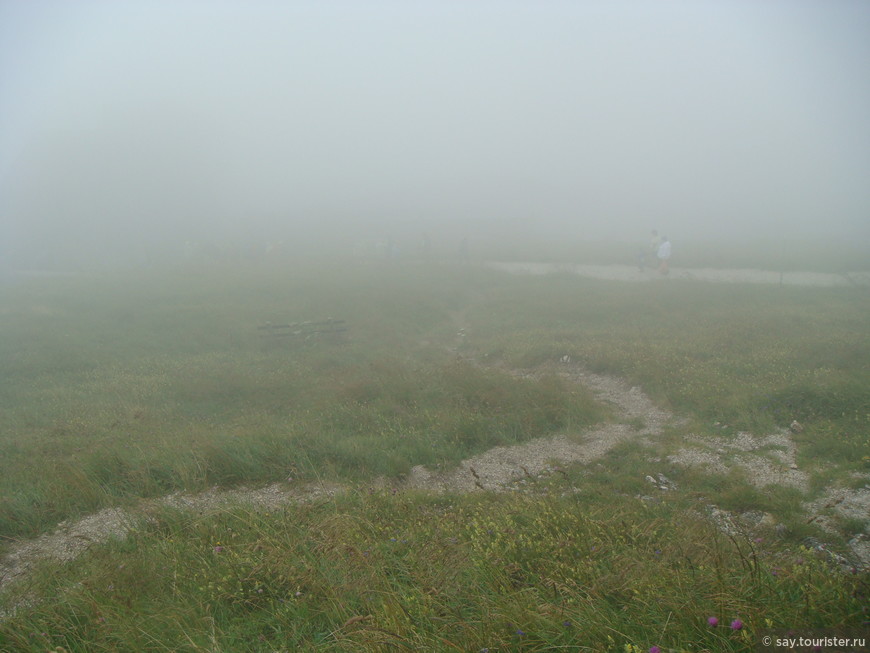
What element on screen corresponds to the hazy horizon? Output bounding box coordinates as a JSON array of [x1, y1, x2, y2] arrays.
[[2, 1, 869, 268]]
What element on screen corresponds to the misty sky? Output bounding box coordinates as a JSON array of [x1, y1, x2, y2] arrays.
[[1, 0, 869, 264]]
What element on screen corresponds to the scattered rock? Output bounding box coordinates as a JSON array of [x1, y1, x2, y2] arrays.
[[848, 534, 870, 570], [668, 429, 809, 492], [646, 473, 677, 491], [759, 513, 777, 528], [738, 510, 775, 529], [803, 536, 856, 571], [704, 505, 739, 536]]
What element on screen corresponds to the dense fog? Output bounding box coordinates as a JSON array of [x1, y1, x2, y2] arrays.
[[1, 1, 869, 270]]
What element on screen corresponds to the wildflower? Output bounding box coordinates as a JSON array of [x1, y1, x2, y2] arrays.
[[516, 629, 526, 637], [563, 620, 572, 627], [730, 619, 743, 630], [707, 616, 718, 627], [650, 646, 661, 653], [213, 546, 224, 553]]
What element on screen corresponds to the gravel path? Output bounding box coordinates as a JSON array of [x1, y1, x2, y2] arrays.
[[2, 364, 868, 614], [484, 261, 870, 287], [0, 363, 676, 602], [405, 366, 670, 492]]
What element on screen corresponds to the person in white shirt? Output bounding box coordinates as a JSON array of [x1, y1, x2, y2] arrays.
[[657, 236, 671, 275]]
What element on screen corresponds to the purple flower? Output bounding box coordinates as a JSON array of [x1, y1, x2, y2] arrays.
[[730, 619, 743, 630], [516, 629, 526, 637], [213, 546, 224, 553], [650, 646, 661, 653], [707, 616, 719, 627]]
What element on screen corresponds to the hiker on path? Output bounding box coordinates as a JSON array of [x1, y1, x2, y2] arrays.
[[657, 235, 671, 275]]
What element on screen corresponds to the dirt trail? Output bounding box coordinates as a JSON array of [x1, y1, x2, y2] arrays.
[[0, 364, 673, 598], [484, 261, 870, 287], [405, 366, 670, 492], [2, 364, 869, 611]]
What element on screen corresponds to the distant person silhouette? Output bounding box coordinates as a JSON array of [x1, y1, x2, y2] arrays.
[[657, 235, 671, 275]]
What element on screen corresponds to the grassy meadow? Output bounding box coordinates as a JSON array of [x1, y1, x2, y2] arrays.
[[1, 257, 868, 651]]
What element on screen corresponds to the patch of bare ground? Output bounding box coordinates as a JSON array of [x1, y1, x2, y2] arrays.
[[483, 261, 870, 287], [805, 484, 870, 567], [667, 430, 810, 492], [806, 484, 870, 529], [0, 482, 346, 604], [667, 430, 870, 569]]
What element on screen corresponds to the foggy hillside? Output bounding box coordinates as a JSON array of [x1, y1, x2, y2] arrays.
[[1, 1, 869, 269]]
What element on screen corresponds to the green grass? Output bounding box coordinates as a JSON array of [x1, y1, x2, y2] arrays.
[[2, 490, 865, 652], [0, 263, 605, 539], [466, 274, 870, 467], [1, 258, 868, 650]]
